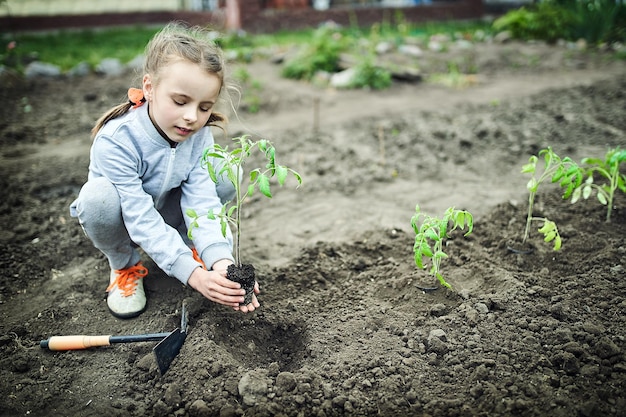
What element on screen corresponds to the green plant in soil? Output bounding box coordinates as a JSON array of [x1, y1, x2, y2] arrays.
[[411, 205, 474, 289], [281, 25, 345, 81], [521, 147, 583, 251], [186, 135, 302, 302], [572, 146, 626, 222]]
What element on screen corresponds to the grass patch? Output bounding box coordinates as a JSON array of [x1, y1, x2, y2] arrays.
[[2, 19, 496, 72], [3, 26, 159, 71]]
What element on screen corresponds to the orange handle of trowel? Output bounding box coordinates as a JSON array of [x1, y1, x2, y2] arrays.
[[40, 332, 171, 351], [41, 335, 112, 351]]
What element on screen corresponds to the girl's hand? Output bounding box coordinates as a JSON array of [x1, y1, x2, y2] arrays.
[[188, 266, 246, 309], [187, 266, 261, 313], [233, 281, 261, 313]]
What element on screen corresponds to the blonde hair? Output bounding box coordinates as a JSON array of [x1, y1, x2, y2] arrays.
[[92, 22, 230, 137]]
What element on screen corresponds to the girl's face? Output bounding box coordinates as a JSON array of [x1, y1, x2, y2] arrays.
[[143, 59, 221, 143]]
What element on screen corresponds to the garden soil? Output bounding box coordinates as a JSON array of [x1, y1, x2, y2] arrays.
[[1, 40, 625, 417]]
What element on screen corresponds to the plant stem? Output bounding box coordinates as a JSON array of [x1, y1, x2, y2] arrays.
[[234, 157, 243, 267], [607, 168, 616, 223], [523, 191, 535, 244]]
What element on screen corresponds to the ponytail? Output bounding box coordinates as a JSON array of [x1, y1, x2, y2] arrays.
[[91, 102, 133, 138]]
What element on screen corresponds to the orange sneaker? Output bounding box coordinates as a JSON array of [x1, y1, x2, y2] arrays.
[[106, 261, 148, 319]]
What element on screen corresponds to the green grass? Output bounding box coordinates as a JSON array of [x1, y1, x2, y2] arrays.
[[3, 26, 159, 71], [2, 20, 495, 72]]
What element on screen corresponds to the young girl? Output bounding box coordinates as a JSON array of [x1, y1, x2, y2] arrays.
[[70, 22, 260, 318]]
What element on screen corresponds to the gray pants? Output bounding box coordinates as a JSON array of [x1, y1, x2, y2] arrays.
[[71, 177, 235, 271]]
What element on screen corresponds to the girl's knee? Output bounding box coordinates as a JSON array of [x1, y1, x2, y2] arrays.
[[75, 178, 121, 225]]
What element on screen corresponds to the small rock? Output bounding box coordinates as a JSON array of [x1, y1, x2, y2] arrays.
[[25, 61, 62, 78], [494, 31, 512, 44], [474, 302, 489, 314], [96, 58, 125, 77], [163, 383, 181, 406], [136, 353, 155, 371], [429, 303, 447, 317], [238, 370, 268, 406], [595, 337, 621, 359], [189, 399, 211, 417], [68, 61, 91, 77], [428, 328, 447, 342], [398, 44, 423, 58], [330, 67, 357, 89], [375, 41, 394, 54], [275, 371, 297, 393]]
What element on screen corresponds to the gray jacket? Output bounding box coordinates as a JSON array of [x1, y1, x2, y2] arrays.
[[71, 104, 233, 284]]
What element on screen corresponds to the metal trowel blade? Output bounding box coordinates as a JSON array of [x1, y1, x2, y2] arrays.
[[153, 327, 186, 375]]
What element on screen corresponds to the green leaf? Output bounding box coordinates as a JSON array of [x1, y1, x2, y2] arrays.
[[425, 228, 439, 241], [206, 152, 225, 159], [414, 252, 424, 269], [207, 163, 218, 183], [186, 208, 198, 218], [276, 165, 288, 185], [293, 171, 303, 186], [544, 230, 556, 242], [582, 185, 592, 200], [454, 211, 465, 229], [420, 241, 433, 257], [436, 272, 452, 289], [433, 250, 448, 260], [259, 174, 272, 198], [581, 157, 603, 165], [597, 192, 607, 205]]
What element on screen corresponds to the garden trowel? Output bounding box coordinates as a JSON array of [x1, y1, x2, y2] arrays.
[[153, 302, 189, 375], [39, 303, 189, 375]]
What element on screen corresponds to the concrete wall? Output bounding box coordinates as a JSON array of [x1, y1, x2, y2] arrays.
[[0, 0, 190, 16]]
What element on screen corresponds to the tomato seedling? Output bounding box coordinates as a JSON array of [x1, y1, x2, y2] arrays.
[[411, 205, 474, 289], [572, 146, 626, 222], [521, 147, 583, 251], [187, 135, 302, 267]]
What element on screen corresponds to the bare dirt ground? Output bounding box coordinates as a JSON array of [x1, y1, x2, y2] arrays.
[[1, 39, 625, 417]]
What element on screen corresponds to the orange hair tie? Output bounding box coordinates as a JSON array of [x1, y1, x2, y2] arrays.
[[127, 88, 146, 109]]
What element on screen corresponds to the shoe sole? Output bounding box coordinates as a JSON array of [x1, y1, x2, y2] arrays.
[[107, 303, 147, 319]]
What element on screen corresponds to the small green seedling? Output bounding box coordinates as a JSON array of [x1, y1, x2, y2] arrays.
[[572, 147, 626, 223], [187, 135, 302, 266], [411, 205, 474, 289], [521, 147, 583, 251]]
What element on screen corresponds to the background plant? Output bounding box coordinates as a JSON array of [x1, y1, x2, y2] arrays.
[[187, 135, 302, 266], [282, 25, 346, 81], [493, 0, 626, 45], [571, 146, 626, 222], [411, 205, 473, 289], [521, 147, 583, 250]]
